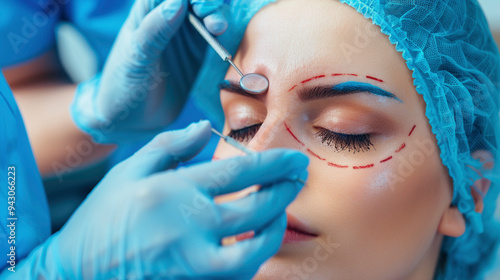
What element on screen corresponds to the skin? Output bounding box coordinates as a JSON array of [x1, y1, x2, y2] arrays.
[[212, 0, 480, 279], [3, 49, 115, 177]]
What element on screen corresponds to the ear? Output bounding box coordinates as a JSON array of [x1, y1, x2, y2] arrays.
[[470, 178, 491, 213], [438, 206, 466, 237], [470, 150, 494, 214], [437, 150, 494, 237]]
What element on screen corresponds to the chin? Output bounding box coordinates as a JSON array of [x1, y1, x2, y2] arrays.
[[252, 255, 332, 280]]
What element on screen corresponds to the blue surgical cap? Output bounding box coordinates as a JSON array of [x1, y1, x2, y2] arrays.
[[190, 0, 500, 278]]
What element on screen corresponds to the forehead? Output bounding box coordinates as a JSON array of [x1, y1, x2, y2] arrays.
[[231, 0, 410, 87]]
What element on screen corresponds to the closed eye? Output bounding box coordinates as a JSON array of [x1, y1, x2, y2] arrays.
[[315, 128, 374, 153], [227, 124, 262, 142]]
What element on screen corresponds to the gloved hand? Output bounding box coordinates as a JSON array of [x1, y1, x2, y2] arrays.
[[10, 121, 309, 280], [71, 0, 228, 144]]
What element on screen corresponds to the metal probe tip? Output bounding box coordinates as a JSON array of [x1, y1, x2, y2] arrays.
[[296, 178, 306, 185], [211, 128, 225, 138], [210, 128, 306, 185]]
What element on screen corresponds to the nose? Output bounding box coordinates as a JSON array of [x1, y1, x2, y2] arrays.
[[246, 118, 300, 152]]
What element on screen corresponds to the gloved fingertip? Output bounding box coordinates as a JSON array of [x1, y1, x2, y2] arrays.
[[254, 211, 287, 239], [203, 13, 228, 35], [258, 149, 309, 171], [191, 0, 224, 17], [274, 212, 288, 235], [161, 0, 187, 21], [289, 169, 309, 189], [189, 119, 211, 130], [284, 150, 310, 172], [182, 120, 212, 140]]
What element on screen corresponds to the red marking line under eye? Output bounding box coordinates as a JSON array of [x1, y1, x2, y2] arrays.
[[280, 123, 415, 169], [366, 76, 384, 83], [395, 143, 406, 153], [408, 125, 416, 136], [307, 149, 326, 161], [301, 75, 326, 84], [288, 85, 298, 92], [353, 164, 375, 169], [328, 162, 349, 168], [284, 122, 305, 147], [380, 156, 393, 163]]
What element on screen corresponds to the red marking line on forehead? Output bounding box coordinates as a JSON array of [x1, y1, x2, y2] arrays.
[[301, 75, 326, 84], [366, 76, 384, 83], [288, 73, 385, 92], [284, 122, 305, 147], [332, 73, 358, 77]]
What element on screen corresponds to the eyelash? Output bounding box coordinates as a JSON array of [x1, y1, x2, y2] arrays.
[[228, 124, 262, 142], [229, 124, 374, 153], [315, 129, 374, 153]]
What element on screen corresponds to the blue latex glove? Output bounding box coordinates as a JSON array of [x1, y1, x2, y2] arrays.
[[6, 121, 309, 279], [71, 0, 228, 144]]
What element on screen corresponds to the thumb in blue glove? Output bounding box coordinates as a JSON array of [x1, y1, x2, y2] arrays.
[[7, 121, 309, 279]]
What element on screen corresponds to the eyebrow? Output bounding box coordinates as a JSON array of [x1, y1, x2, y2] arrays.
[[219, 80, 403, 103], [298, 81, 403, 103]]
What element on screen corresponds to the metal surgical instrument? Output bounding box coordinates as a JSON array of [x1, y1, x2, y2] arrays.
[[188, 13, 269, 95], [210, 128, 306, 185]]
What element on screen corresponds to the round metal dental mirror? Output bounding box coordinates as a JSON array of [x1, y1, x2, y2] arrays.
[[188, 12, 269, 94], [227, 60, 269, 94]]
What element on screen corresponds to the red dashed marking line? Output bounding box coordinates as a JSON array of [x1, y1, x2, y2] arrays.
[[395, 143, 406, 153], [366, 76, 384, 83], [307, 149, 326, 161], [301, 75, 326, 84], [353, 164, 375, 169], [284, 122, 305, 147], [281, 123, 416, 169], [328, 162, 349, 168], [332, 73, 358, 77], [380, 156, 393, 163], [408, 125, 416, 136], [212, 156, 220, 161], [290, 73, 362, 92]]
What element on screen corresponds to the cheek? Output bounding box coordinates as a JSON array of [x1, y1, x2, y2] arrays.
[[294, 140, 451, 276], [350, 153, 449, 239]]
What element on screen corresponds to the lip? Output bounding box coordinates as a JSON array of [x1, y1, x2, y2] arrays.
[[284, 213, 318, 244]]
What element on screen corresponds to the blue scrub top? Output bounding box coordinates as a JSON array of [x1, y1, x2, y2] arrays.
[[0, 72, 51, 272]]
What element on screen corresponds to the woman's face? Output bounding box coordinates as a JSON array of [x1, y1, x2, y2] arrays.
[[214, 0, 455, 279]]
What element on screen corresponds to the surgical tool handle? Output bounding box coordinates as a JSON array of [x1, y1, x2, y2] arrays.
[[188, 12, 232, 61]]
